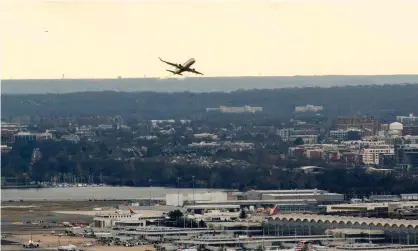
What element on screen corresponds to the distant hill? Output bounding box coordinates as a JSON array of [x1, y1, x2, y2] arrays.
[[2, 75, 418, 94], [2, 84, 418, 119]]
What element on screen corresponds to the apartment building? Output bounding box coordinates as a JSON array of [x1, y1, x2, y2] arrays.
[[335, 116, 379, 136], [361, 145, 394, 166]]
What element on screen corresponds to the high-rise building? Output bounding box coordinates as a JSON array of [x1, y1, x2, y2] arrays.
[[1, 130, 15, 145], [394, 144, 418, 169], [329, 129, 363, 141], [334, 116, 379, 136], [396, 113, 418, 124], [278, 128, 319, 142], [403, 126, 418, 136], [361, 145, 394, 166]]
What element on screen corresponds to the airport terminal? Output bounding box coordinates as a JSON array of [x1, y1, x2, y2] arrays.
[[4, 189, 418, 251]]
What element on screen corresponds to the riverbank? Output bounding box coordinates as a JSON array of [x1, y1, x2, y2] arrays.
[[0, 200, 119, 234], [1, 186, 228, 201], [1, 184, 44, 189]]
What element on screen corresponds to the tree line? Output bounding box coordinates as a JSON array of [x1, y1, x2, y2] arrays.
[[2, 84, 418, 120], [3, 140, 418, 196]]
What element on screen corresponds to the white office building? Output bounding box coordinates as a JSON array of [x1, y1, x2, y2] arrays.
[[361, 145, 394, 165], [166, 192, 228, 206], [93, 211, 164, 228], [295, 105, 323, 113], [245, 189, 344, 203], [396, 113, 418, 124], [206, 106, 262, 113]]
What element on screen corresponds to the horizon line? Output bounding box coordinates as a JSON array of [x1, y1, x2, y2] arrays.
[[3, 73, 418, 81]]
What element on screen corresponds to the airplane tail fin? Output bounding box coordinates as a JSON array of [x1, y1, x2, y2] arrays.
[[269, 205, 279, 216], [294, 241, 304, 251], [294, 241, 312, 251], [129, 207, 136, 214]]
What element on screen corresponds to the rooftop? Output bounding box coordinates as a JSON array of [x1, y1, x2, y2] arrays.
[[193, 199, 318, 205], [327, 228, 384, 235], [265, 193, 341, 197], [249, 189, 325, 193], [185, 204, 240, 209]]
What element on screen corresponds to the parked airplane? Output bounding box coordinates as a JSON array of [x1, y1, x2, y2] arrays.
[[23, 240, 40, 248], [159, 57, 204, 76], [269, 204, 279, 216], [177, 248, 198, 251], [256, 204, 279, 216], [61, 222, 72, 227], [274, 241, 313, 251], [58, 244, 84, 251], [82, 242, 93, 247], [129, 207, 137, 214]]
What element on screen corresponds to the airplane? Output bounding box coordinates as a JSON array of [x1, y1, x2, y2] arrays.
[[255, 204, 279, 216], [58, 244, 84, 251], [129, 207, 137, 214], [275, 241, 313, 251], [269, 204, 279, 216], [177, 248, 198, 251], [23, 240, 40, 248], [159, 57, 204, 76], [61, 221, 72, 227], [82, 242, 93, 247]]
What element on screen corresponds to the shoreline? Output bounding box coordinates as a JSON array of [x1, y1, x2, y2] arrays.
[[1, 199, 136, 203], [0, 200, 120, 224], [1, 186, 233, 202], [1, 185, 44, 189]]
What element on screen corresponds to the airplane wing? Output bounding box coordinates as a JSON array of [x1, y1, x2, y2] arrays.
[[185, 68, 204, 75], [159, 57, 180, 68]]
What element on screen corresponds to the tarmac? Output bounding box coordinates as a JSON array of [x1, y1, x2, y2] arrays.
[[2, 233, 157, 251], [0, 200, 131, 251]]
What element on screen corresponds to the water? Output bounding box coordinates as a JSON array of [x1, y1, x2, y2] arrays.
[[1, 187, 226, 201]]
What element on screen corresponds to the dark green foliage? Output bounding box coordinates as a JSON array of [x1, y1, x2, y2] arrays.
[[2, 84, 418, 195], [3, 138, 418, 194], [2, 84, 418, 119], [168, 210, 183, 220], [293, 137, 304, 146], [165, 210, 205, 228]]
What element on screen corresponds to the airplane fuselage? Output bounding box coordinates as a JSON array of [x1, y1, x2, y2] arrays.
[[175, 58, 196, 74]]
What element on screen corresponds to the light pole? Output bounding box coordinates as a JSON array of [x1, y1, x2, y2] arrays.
[[149, 178, 153, 206], [29, 210, 32, 242], [177, 177, 181, 207], [192, 176, 195, 205]]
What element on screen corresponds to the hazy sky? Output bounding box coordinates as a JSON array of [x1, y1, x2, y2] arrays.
[[1, 0, 418, 79]]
